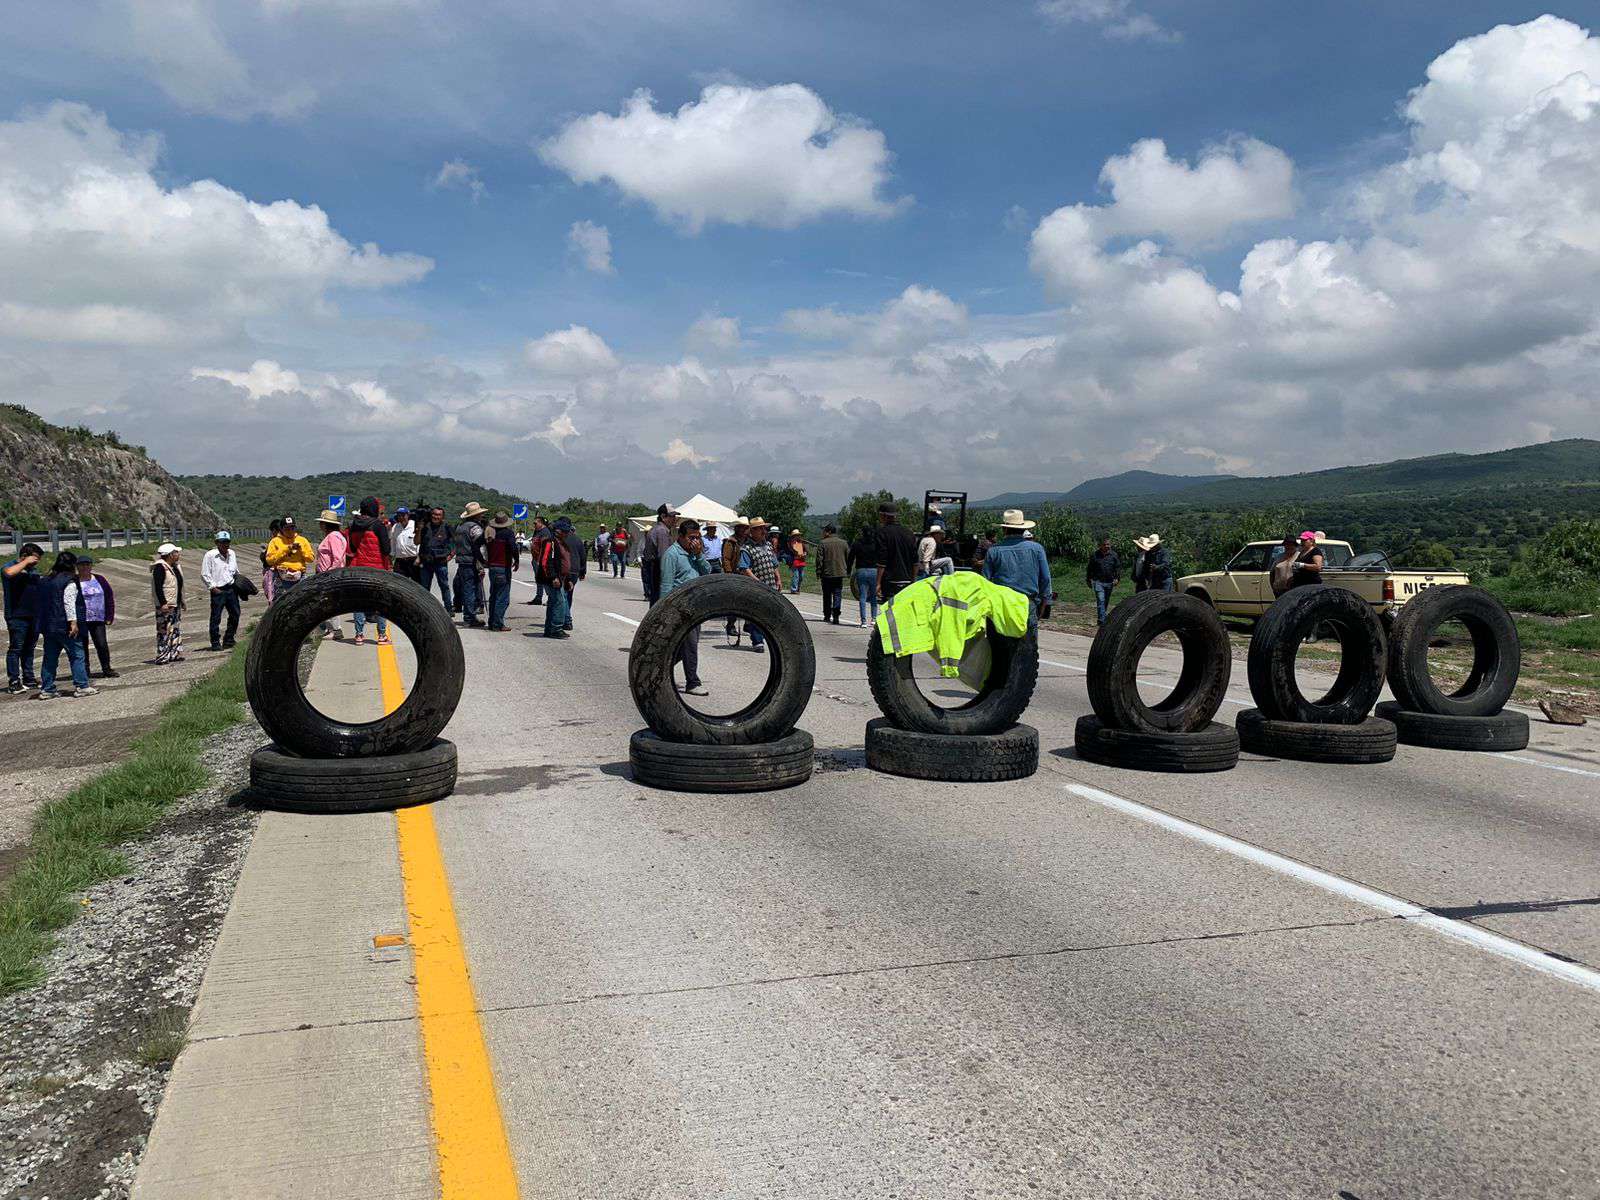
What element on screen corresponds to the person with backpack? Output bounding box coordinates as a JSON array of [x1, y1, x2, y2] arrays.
[[346, 496, 393, 644], [533, 518, 573, 638]]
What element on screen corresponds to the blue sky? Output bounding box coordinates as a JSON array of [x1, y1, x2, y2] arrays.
[[2, 3, 1597, 508]]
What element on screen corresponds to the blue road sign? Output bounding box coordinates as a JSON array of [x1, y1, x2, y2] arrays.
[[328, 495, 346, 514], [513, 503, 529, 521]]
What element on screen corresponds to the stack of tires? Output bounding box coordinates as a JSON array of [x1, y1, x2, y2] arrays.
[[864, 612, 1040, 782], [1237, 586, 1396, 764], [627, 574, 816, 792], [1074, 592, 1241, 771], [246, 568, 463, 812], [1375, 586, 1529, 751]]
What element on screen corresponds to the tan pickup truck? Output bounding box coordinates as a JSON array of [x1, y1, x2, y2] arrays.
[[1177, 540, 1470, 624]]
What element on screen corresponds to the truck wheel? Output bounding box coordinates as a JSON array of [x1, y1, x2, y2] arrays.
[[629, 574, 815, 745], [250, 739, 457, 812], [1374, 702, 1529, 752], [1073, 715, 1239, 772], [245, 567, 465, 758], [865, 718, 1037, 782], [629, 728, 814, 792], [1236, 708, 1396, 764], [866, 624, 1038, 735], [1086, 591, 1231, 734], [1386, 586, 1520, 718], [1247, 586, 1386, 724]]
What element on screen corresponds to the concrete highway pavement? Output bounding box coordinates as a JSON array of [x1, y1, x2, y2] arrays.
[[141, 565, 1600, 1198]]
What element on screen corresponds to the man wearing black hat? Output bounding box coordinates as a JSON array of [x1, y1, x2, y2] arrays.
[[201, 530, 241, 651]]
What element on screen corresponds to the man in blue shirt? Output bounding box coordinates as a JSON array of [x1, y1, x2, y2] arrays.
[[3, 541, 44, 692], [661, 519, 711, 696], [981, 509, 1053, 627]]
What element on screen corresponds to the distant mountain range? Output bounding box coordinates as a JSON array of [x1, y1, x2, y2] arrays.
[[974, 440, 1600, 511]]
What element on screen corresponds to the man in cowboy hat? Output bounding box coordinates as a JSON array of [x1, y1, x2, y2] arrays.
[[484, 511, 519, 631], [454, 502, 488, 626], [1133, 533, 1173, 593], [982, 509, 1053, 626], [1086, 533, 1121, 625], [737, 517, 781, 651]]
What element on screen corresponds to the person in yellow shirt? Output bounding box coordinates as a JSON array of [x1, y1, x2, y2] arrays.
[[263, 516, 314, 598]]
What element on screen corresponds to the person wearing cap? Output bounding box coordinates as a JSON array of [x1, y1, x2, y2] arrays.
[[640, 504, 675, 605], [874, 503, 919, 602], [264, 517, 313, 596], [390, 507, 419, 582], [151, 544, 186, 665], [202, 531, 241, 651], [983, 509, 1053, 627], [816, 524, 849, 625], [1290, 531, 1325, 590], [65, 555, 117, 680], [1086, 534, 1121, 626], [736, 517, 781, 651], [1132, 534, 1172, 593], [609, 521, 630, 578], [3, 541, 44, 692], [454, 503, 488, 626], [484, 511, 520, 631], [37, 552, 95, 698]]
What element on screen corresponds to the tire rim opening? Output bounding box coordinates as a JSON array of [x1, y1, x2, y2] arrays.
[[668, 613, 782, 722], [1132, 628, 1192, 711], [293, 612, 416, 724], [1425, 615, 1491, 698], [905, 628, 992, 711], [1292, 614, 1354, 708]]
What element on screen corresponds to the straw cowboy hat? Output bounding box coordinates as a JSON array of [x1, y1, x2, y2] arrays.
[[1134, 533, 1162, 551], [489, 511, 514, 529], [317, 509, 343, 526], [747, 516, 769, 528], [459, 502, 488, 521], [1000, 508, 1036, 530]]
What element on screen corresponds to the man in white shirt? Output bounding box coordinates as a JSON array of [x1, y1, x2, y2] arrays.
[[390, 507, 419, 582], [918, 524, 942, 579], [702, 522, 723, 571], [201, 531, 240, 651]]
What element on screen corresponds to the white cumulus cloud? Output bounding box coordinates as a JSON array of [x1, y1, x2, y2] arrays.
[[782, 285, 967, 354], [523, 325, 619, 376], [662, 436, 715, 467], [430, 158, 485, 200], [686, 313, 742, 355], [1037, 0, 1179, 43], [567, 220, 614, 275], [539, 83, 908, 232]]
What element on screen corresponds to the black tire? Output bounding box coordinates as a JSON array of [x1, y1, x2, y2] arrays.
[[1073, 714, 1239, 772], [629, 728, 814, 792], [864, 718, 1038, 782], [245, 568, 464, 758], [1386, 586, 1521, 717], [628, 574, 815, 745], [1374, 701, 1530, 752], [1236, 708, 1396, 764], [866, 623, 1038, 735], [1086, 591, 1231, 734], [1247, 587, 1387, 724], [250, 739, 457, 812]]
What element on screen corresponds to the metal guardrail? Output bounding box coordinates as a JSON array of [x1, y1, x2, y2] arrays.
[[0, 527, 270, 554]]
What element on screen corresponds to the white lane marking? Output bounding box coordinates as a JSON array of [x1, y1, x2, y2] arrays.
[[606, 612, 641, 627], [513, 579, 535, 588], [1066, 783, 1600, 996], [1494, 754, 1600, 780], [1041, 656, 1248, 705]]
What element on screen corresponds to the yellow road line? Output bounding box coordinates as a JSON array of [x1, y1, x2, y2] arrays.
[[378, 641, 521, 1199]]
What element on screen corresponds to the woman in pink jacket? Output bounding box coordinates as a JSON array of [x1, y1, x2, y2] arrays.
[[314, 509, 348, 640]]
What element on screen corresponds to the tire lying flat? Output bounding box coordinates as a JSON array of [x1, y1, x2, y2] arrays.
[[629, 574, 815, 745], [245, 567, 465, 758], [1236, 708, 1396, 764], [250, 738, 457, 813], [1374, 701, 1530, 752], [1073, 714, 1239, 773], [1085, 592, 1231, 734], [1247, 586, 1387, 724], [629, 728, 814, 793], [864, 718, 1038, 782], [867, 624, 1039, 736], [1386, 585, 1521, 718]]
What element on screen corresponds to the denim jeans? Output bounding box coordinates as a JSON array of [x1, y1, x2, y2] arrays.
[[487, 566, 511, 629], [564, 581, 576, 628], [209, 585, 240, 646], [420, 561, 450, 603], [789, 565, 805, 593], [544, 580, 571, 634], [1092, 581, 1116, 625], [855, 568, 879, 624], [40, 629, 88, 693], [7, 616, 39, 684], [611, 550, 626, 577], [454, 563, 481, 623], [353, 611, 389, 638]]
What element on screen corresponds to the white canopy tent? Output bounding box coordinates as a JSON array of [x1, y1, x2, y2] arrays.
[[624, 494, 744, 556]]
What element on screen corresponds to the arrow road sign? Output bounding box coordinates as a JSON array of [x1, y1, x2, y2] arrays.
[[513, 503, 529, 521], [328, 495, 346, 514]]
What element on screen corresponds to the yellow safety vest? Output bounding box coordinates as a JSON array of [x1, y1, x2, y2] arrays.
[[875, 573, 1031, 678]]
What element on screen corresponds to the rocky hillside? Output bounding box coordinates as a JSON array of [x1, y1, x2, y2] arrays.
[[0, 404, 219, 529]]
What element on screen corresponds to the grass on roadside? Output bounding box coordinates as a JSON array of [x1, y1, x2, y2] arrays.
[[0, 629, 253, 996]]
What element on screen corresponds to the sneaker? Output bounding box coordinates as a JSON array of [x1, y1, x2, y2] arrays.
[[74, 686, 100, 697], [750, 643, 766, 653], [35, 690, 59, 701], [684, 683, 709, 696], [376, 636, 392, 645], [354, 634, 365, 646], [6, 682, 24, 694]]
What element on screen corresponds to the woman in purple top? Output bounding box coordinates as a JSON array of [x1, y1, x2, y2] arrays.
[[66, 556, 117, 678]]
